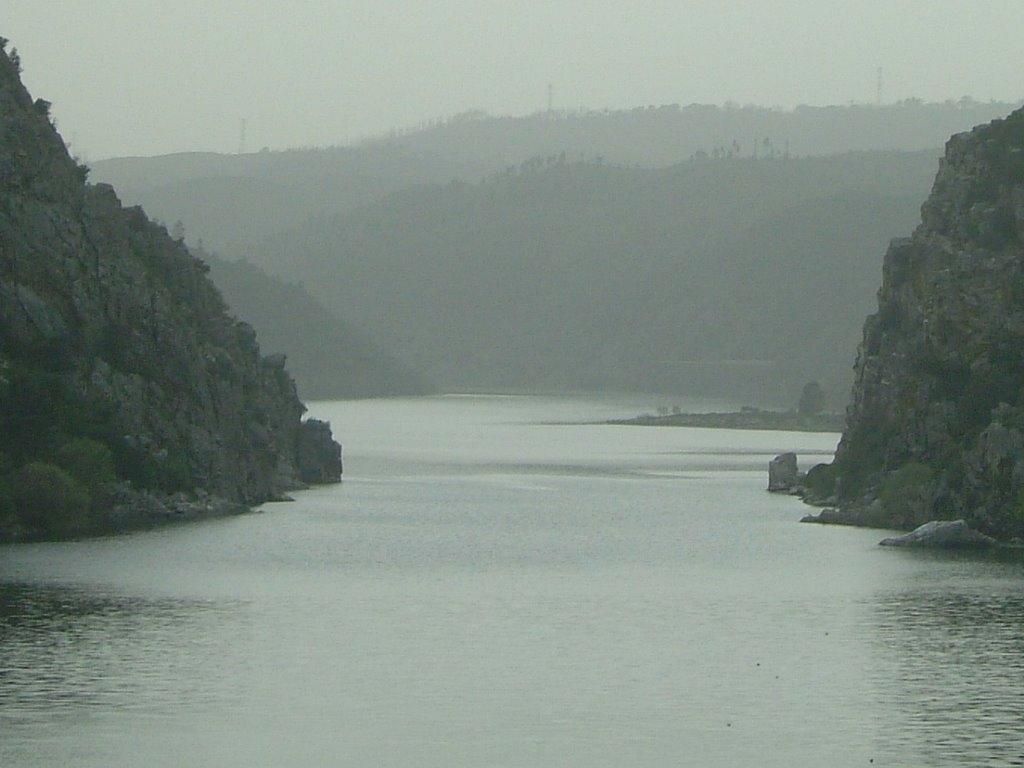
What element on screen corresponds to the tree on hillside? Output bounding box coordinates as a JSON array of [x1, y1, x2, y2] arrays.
[[798, 381, 826, 415]]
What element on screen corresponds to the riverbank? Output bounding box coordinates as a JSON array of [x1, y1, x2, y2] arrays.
[[609, 408, 844, 432], [0, 485, 261, 543]]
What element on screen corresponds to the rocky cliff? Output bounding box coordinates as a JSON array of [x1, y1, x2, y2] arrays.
[[0, 43, 340, 541], [824, 106, 1024, 540]]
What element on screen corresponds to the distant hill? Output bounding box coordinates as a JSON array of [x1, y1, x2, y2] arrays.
[[91, 146, 492, 252], [363, 100, 1021, 167], [86, 101, 1019, 405], [200, 250, 433, 400], [90, 101, 1019, 256], [238, 150, 942, 407]]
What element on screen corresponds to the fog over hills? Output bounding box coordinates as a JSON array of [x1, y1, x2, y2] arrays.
[[90, 102, 1016, 254], [88, 103, 1015, 405], [363, 100, 1018, 166], [200, 251, 433, 400], [92, 146, 491, 252], [238, 150, 940, 406]]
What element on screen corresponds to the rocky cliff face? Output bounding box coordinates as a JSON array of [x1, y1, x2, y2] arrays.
[[829, 106, 1024, 539], [0, 44, 340, 540]]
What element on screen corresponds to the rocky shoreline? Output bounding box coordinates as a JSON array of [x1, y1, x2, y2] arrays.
[[0, 418, 341, 543], [768, 452, 1024, 550], [0, 485, 249, 543]]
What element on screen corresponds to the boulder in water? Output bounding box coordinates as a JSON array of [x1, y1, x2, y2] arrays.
[[768, 452, 800, 492]]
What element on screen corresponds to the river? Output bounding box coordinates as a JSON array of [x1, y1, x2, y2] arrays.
[[1, 394, 1022, 767]]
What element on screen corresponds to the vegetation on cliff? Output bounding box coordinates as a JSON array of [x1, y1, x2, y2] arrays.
[[825, 106, 1024, 540], [0, 43, 340, 541]]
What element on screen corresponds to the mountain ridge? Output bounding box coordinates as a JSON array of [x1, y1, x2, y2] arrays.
[[89, 100, 1020, 255], [239, 150, 940, 405]]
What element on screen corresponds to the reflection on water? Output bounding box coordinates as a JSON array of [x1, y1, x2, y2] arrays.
[[870, 572, 1024, 767], [0, 584, 250, 719], [0, 395, 1022, 767]]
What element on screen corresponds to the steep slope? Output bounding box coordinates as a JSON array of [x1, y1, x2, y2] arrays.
[[242, 152, 938, 404], [0, 44, 340, 541], [826, 107, 1024, 539], [201, 251, 433, 399]]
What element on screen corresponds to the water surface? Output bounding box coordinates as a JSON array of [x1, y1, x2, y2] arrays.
[[2, 395, 1022, 767]]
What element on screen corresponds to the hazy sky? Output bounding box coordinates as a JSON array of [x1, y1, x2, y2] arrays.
[[4, 1, 1023, 159]]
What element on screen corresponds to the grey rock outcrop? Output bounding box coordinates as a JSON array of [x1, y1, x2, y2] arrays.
[[768, 452, 801, 492], [0, 44, 340, 540], [297, 419, 343, 484], [878, 520, 996, 549], [828, 106, 1024, 540]]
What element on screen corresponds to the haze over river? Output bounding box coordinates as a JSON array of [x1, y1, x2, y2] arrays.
[[2, 395, 1022, 767]]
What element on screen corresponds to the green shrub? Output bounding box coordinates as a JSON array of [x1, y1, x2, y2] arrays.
[[0, 364, 68, 461], [55, 437, 117, 499], [0, 476, 15, 534], [10, 462, 92, 537], [798, 381, 825, 416], [113, 442, 193, 494], [1005, 487, 1024, 526]]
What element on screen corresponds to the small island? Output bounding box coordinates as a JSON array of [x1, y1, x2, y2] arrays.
[[609, 381, 844, 433], [609, 406, 844, 432]]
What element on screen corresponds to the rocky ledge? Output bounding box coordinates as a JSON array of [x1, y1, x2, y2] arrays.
[[878, 519, 996, 548], [297, 419, 343, 485]]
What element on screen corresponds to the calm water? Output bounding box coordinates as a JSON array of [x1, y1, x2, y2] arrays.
[[1, 394, 1022, 767]]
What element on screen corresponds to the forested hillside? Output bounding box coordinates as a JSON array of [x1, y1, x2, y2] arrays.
[[91, 146, 491, 251], [86, 102, 1017, 405], [90, 101, 1017, 256], [240, 151, 941, 405], [365, 100, 1019, 167], [201, 251, 433, 399]]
